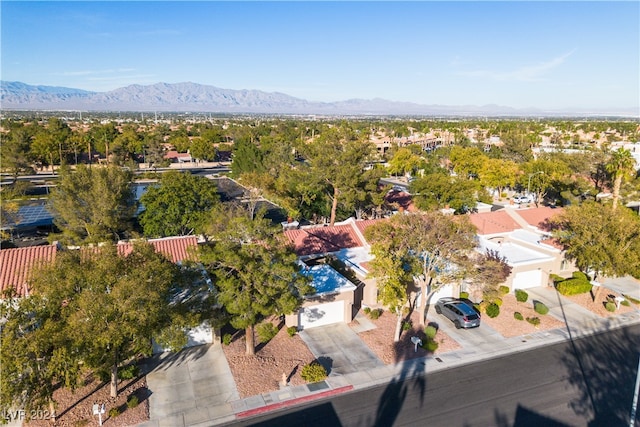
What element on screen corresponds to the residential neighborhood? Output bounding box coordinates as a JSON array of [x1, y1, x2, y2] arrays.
[[1, 113, 640, 426]]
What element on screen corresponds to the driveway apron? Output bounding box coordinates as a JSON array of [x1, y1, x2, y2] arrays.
[[141, 343, 239, 426], [300, 323, 384, 376]]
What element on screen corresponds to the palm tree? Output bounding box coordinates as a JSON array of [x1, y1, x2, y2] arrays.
[[605, 148, 636, 210]]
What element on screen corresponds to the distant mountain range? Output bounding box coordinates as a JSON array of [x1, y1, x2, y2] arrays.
[[1, 81, 636, 117]]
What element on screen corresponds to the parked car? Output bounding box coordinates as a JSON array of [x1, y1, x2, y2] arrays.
[[513, 194, 534, 204], [435, 297, 481, 329]]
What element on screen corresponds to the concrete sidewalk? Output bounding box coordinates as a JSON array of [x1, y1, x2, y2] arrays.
[[138, 289, 640, 427]]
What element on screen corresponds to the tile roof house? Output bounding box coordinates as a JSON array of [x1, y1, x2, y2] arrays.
[[0, 236, 198, 299], [468, 206, 572, 292], [0, 244, 57, 298], [284, 224, 365, 256], [282, 218, 384, 330]]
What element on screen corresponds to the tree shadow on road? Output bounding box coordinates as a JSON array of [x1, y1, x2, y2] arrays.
[[553, 286, 640, 426]]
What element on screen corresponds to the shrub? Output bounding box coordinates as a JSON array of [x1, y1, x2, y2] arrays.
[[624, 294, 640, 305], [127, 395, 139, 409], [287, 326, 298, 337], [424, 325, 437, 339], [556, 278, 592, 296], [621, 299, 631, 307], [605, 301, 617, 312], [493, 298, 503, 307], [363, 307, 371, 314], [572, 271, 590, 282], [515, 289, 528, 303], [485, 303, 500, 318], [459, 291, 469, 299], [301, 362, 327, 383], [421, 339, 439, 352], [550, 274, 565, 284], [256, 322, 278, 344], [222, 333, 232, 346], [108, 407, 120, 418], [514, 312, 524, 321], [499, 285, 510, 295], [534, 301, 549, 315], [118, 364, 139, 380], [477, 301, 489, 313], [526, 317, 541, 326], [369, 308, 383, 320]]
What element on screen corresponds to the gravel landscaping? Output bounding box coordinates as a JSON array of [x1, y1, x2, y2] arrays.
[[480, 293, 565, 338], [25, 285, 638, 426]]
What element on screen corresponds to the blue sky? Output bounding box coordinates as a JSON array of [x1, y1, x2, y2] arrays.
[[2, 1, 639, 111]]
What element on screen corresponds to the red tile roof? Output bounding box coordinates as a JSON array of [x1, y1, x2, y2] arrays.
[[1, 236, 198, 298], [117, 236, 198, 263], [353, 219, 385, 238], [469, 211, 522, 235], [284, 225, 365, 256], [0, 245, 57, 298], [514, 207, 564, 231]]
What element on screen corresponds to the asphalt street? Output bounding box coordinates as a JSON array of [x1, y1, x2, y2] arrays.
[[229, 324, 640, 427]]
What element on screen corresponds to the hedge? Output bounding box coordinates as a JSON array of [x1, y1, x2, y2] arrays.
[[556, 278, 592, 296], [572, 271, 590, 282]]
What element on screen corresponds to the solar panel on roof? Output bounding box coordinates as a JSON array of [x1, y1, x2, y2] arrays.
[[2, 203, 54, 229]]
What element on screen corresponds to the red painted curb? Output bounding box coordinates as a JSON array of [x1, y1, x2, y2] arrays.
[[236, 385, 354, 418]]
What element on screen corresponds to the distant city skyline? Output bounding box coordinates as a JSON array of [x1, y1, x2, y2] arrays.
[[2, 1, 639, 112]]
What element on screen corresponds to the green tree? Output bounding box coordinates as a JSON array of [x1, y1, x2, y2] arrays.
[[364, 219, 416, 342], [387, 147, 423, 177], [0, 288, 78, 420], [231, 138, 265, 176], [88, 122, 119, 163], [366, 212, 478, 332], [448, 146, 487, 179], [0, 242, 190, 413], [479, 158, 518, 199], [605, 148, 636, 211], [48, 165, 135, 244], [1, 126, 34, 178], [199, 208, 312, 355], [552, 201, 640, 279], [139, 171, 219, 237], [190, 137, 217, 162], [410, 171, 478, 212], [303, 129, 375, 225]]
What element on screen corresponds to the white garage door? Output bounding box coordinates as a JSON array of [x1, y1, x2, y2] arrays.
[[512, 270, 543, 289], [299, 300, 345, 330]]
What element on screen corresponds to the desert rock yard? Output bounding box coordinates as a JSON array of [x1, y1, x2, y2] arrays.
[[25, 285, 638, 426]]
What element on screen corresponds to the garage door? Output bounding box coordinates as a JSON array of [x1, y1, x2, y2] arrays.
[[299, 300, 345, 330], [512, 270, 543, 289]]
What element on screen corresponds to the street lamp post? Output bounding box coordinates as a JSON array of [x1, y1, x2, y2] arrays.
[[527, 171, 544, 196]]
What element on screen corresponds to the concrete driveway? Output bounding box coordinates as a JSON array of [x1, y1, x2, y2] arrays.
[[299, 323, 384, 376], [139, 343, 238, 427], [602, 275, 640, 301], [428, 309, 504, 353]]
